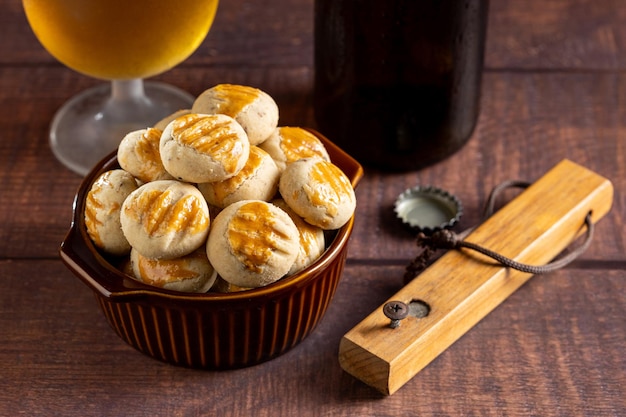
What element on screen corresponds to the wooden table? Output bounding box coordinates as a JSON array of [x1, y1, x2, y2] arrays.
[[1, 0, 624, 415]]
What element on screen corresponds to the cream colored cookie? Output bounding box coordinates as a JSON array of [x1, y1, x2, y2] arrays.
[[206, 200, 299, 288], [153, 109, 191, 131], [279, 158, 356, 230], [130, 248, 217, 293], [259, 127, 330, 172], [118, 127, 174, 183], [84, 169, 138, 256], [120, 180, 210, 259], [191, 84, 279, 145], [197, 146, 280, 208], [160, 113, 250, 183], [272, 199, 325, 275]]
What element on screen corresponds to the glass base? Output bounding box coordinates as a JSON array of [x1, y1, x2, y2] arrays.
[[50, 80, 194, 176]]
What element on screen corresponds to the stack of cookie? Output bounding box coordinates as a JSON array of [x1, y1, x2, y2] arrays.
[[83, 84, 356, 293]]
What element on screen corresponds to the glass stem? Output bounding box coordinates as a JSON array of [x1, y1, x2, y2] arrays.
[[110, 79, 147, 103], [104, 79, 153, 122]]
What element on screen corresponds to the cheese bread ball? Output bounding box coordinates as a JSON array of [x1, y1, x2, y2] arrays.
[[197, 146, 280, 208], [206, 200, 299, 288], [279, 158, 356, 230], [192, 84, 279, 145], [118, 128, 174, 183], [160, 113, 250, 183], [259, 127, 330, 172], [272, 199, 325, 275], [153, 109, 191, 131], [130, 248, 217, 293], [84, 169, 138, 256], [120, 180, 210, 259]]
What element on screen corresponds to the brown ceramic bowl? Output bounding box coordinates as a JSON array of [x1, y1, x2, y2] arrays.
[[60, 130, 363, 370]]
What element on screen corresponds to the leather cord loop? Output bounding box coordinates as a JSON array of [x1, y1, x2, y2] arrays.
[[404, 181, 595, 283]]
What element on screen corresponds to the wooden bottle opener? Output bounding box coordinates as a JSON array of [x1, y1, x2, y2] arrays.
[[338, 159, 614, 395]]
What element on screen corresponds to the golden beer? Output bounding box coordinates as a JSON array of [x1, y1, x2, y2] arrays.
[[23, 0, 218, 79]]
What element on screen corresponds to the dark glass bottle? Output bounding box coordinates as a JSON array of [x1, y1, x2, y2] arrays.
[[314, 0, 489, 171]]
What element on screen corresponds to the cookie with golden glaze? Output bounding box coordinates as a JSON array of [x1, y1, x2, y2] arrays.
[[160, 113, 250, 183], [84, 169, 138, 256], [197, 146, 280, 208], [259, 127, 330, 172], [118, 128, 174, 183], [120, 180, 210, 259], [272, 198, 325, 275], [279, 157, 356, 230], [192, 84, 279, 145], [130, 248, 217, 293], [206, 200, 299, 288], [153, 109, 191, 131]]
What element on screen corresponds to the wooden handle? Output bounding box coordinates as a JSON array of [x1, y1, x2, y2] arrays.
[[338, 159, 613, 395]]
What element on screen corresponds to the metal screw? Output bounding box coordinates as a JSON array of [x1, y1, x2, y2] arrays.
[[383, 301, 409, 329]]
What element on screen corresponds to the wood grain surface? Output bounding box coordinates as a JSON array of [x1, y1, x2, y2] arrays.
[[0, 0, 624, 416]]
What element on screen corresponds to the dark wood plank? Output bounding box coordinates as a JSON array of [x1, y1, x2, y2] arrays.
[[4, 0, 626, 71], [487, 0, 626, 70], [1, 260, 624, 416]]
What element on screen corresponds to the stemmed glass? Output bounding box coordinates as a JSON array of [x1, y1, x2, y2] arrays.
[[22, 0, 219, 176]]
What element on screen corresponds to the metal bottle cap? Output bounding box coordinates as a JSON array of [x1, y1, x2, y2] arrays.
[[394, 186, 463, 234]]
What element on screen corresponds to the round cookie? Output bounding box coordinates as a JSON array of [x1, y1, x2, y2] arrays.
[[153, 109, 191, 131], [160, 113, 250, 183], [279, 157, 356, 230], [118, 127, 174, 183], [84, 169, 138, 256], [130, 248, 217, 293], [272, 199, 325, 275], [206, 200, 299, 288], [191, 84, 279, 145], [120, 180, 210, 259], [197, 146, 280, 208], [259, 127, 330, 172]]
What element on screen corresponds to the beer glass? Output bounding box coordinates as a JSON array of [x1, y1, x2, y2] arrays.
[[23, 0, 219, 175]]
